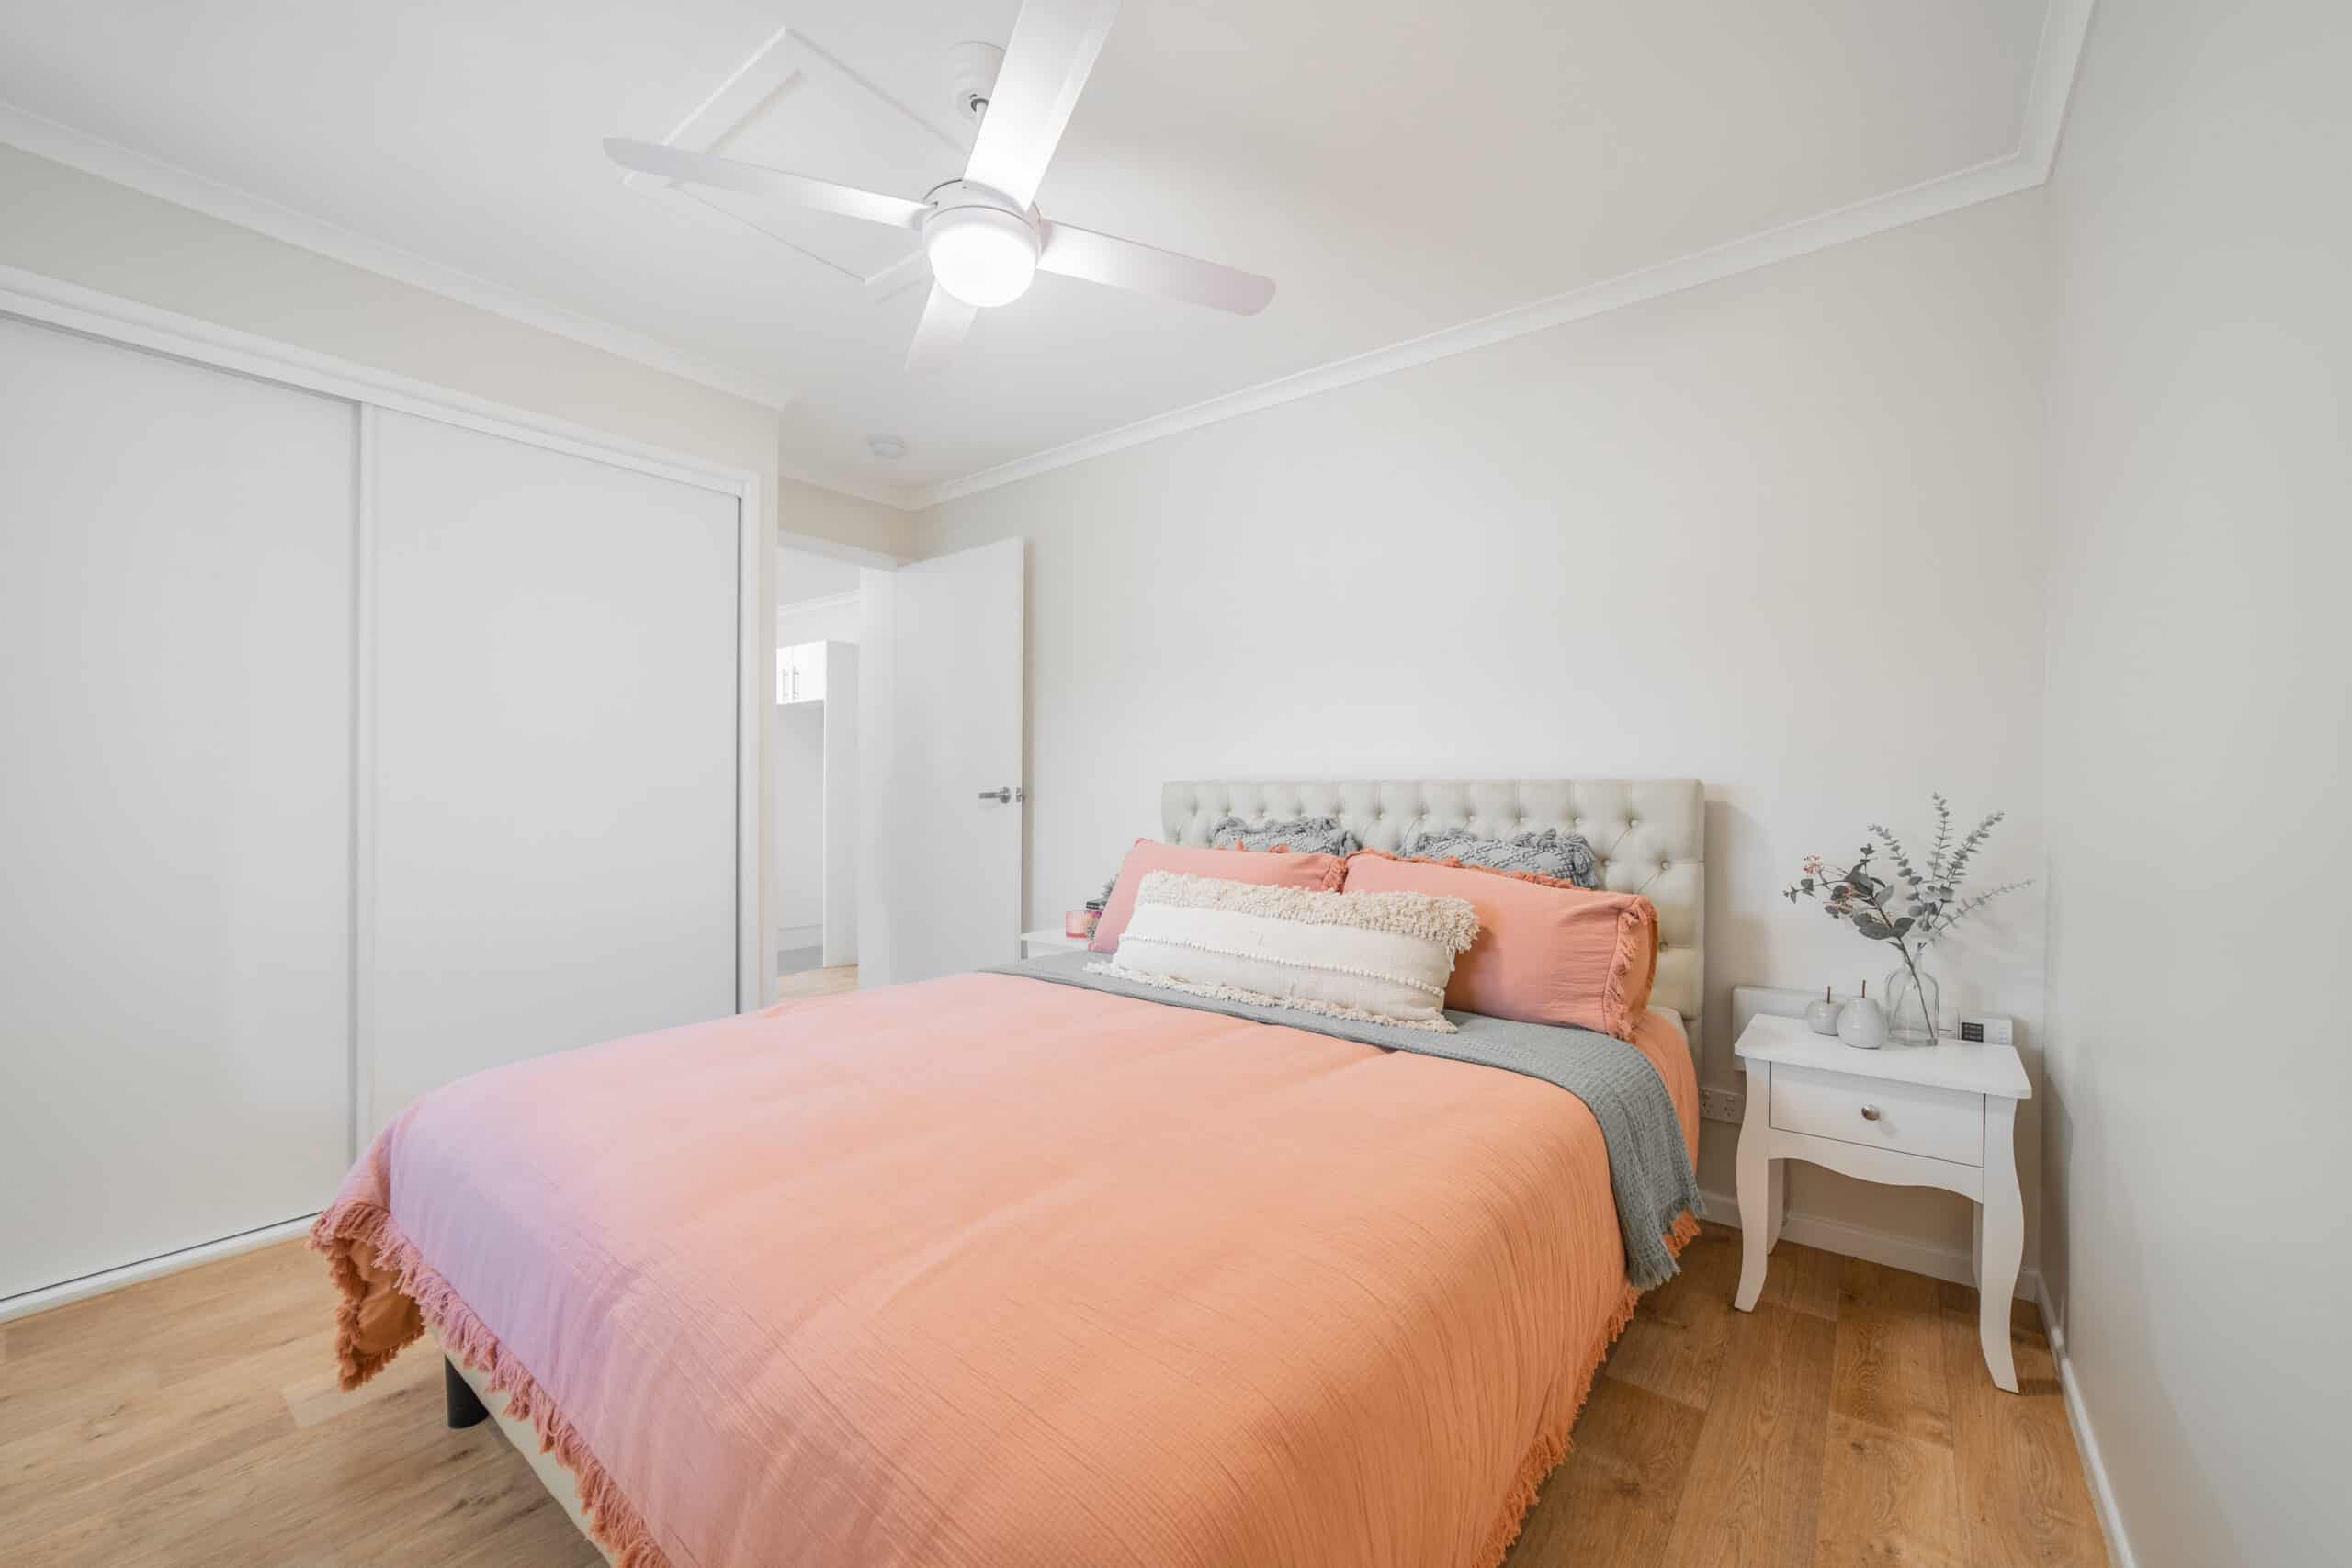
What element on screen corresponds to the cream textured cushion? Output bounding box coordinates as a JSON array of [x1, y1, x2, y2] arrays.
[[1087, 871, 1479, 1032]]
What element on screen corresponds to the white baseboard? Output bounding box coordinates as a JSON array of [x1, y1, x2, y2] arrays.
[[1698, 1187, 2041, 1302], [2038, 1281, 2138, 1568], [774, 923, 822, 953], [0, 1213, 320, 1324]]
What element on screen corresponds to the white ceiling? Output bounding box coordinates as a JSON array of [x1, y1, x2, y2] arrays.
[[0, 2, 2060, 501]]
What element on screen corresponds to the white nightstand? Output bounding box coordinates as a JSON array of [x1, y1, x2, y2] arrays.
[[1019, 929, 1089, 957], [1732, 1010, 2031, 1392]]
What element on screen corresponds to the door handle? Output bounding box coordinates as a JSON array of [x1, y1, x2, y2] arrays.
[[978, 786, 1022, 804]]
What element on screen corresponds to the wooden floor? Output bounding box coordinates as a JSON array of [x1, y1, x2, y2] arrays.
[[775, 963, 857, 1000], [1505, 1224, 2106, 1568], [0, 1224, 2105, 1566]]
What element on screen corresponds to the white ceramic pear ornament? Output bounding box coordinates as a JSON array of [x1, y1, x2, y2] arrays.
[[1838, 980, 1888, 1050], [1804, 985, 1844, 1036]]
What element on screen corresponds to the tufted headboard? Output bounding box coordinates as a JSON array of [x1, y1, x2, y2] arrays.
[[1162, 779, 1705, 1058]]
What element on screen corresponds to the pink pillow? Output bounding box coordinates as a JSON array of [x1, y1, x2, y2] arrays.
[[1090, 840, 1346, 954], [1341, 850, 1658, 1040]]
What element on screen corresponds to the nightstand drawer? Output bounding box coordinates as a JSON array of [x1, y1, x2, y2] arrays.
[[1769, 1064, 1983, 1167]]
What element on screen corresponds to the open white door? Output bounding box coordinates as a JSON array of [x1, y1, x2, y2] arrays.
[[860, 538, 1024, 985]]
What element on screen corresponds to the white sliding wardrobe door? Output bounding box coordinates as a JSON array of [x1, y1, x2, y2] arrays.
[[367, 412, 739, 1130], [0, 316, 356, 1302]]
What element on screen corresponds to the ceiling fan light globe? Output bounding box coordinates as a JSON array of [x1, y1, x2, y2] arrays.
[[924, 206, 1038, 310]]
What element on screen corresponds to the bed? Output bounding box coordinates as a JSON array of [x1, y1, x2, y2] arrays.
[[317, 777, 1706, 1568]]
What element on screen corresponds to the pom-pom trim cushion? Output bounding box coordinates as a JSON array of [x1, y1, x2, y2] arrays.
[[1088, 871, 1478, 1032]]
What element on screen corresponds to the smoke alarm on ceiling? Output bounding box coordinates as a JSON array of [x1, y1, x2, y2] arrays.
[[866, 434, 909, 460]]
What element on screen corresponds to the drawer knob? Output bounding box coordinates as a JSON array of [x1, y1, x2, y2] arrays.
[[1859, 1104, 1882, 1122]]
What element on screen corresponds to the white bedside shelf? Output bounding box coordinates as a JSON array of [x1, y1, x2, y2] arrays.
[[1019, 929, 1089, 957], [1732, 1010, 2031, 1393]]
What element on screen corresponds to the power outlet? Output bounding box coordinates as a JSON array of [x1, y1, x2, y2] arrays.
[[1699, 1086, 1744, 1123]]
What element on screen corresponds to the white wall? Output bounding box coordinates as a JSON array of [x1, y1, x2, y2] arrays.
[[776, 541, 866, 649], [2038, 5, 2350, 1564], [777, 477, 915, 563], [917, 191, 2052, 1270], [771, 702, 828, 945], [777, 543, 867, 604], [771, 540, 866, 962], [820, 647, 861, 967]]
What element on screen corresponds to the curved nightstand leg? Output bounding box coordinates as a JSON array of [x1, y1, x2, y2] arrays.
[[1978, 1097, 2023, 1393], [1766, 1158, 1786, 1255], [1734, 1065, 1771, 1312]]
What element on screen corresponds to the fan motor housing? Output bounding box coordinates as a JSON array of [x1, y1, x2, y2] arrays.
[[920, 181, 1040, 308], [922, 179, 1036, 232]]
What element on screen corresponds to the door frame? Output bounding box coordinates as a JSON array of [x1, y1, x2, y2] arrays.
[[0, 265, 767, 1168]]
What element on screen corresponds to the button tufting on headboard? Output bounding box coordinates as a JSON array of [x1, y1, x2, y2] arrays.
[[1162, 778, 1706, 1059]]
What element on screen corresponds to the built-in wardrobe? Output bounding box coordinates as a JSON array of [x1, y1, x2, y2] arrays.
[[0, 307, 754, 1309]]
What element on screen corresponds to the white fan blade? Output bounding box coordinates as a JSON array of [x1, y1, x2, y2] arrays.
[[865, 248, 932, 303], [603, 138, 927, 231], [906, 286, 978, 371], [1037, 222, 1274, 315], [963, 0, 1119, 209]]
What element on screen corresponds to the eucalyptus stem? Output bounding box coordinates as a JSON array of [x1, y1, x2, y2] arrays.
[[1864, 882, 1937, 1041], [1894, 939, 1936, 1041]]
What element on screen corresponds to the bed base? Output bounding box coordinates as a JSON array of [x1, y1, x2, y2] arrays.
[[436, 1334, 616, 1561], [444, 1355, 490, 1429]]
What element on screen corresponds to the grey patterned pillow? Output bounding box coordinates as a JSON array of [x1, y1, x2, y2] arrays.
[[1208, 814, 1362, 856], [1403, 826, 1600, 888]]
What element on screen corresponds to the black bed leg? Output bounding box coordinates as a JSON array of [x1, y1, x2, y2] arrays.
[[444, 1356, 490, 1429]]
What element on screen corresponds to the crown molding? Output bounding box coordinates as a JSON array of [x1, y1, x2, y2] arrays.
[[0, 100, 801, 412], [908, 0, 2097, 510], [2018, 0, 2098, 180]]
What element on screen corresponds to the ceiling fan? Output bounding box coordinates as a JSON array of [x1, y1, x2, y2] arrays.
[[605, 0, 1274, 371]]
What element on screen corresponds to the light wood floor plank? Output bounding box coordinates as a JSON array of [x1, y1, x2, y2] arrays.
[[1509, 1374, 1704, 1567], [1939, 1282, 2109, 1567], [1815, 1408, 1967, 1568], [1600, 1221, 1745, 1410], [1830, 1257, 1954, 1448], [1652, 1296, 1839, 1566], [774, 964, 857, 1000], [1760, 1237, 1843, 1323]]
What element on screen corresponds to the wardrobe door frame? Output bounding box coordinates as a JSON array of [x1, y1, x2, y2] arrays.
[[0, 267, 766, 1195]]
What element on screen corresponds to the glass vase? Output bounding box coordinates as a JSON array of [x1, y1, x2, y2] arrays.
[[1883, 960, 1940, 1045]]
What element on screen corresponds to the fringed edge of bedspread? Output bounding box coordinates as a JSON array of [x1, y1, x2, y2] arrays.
[[310, 1199, 674, 1568], [307, 1199, 1700, 1568], [1473, 1207, 1704, 1568]]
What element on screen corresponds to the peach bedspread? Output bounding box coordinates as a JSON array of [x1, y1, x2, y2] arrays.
[[316, 972, 1698, 1568]]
